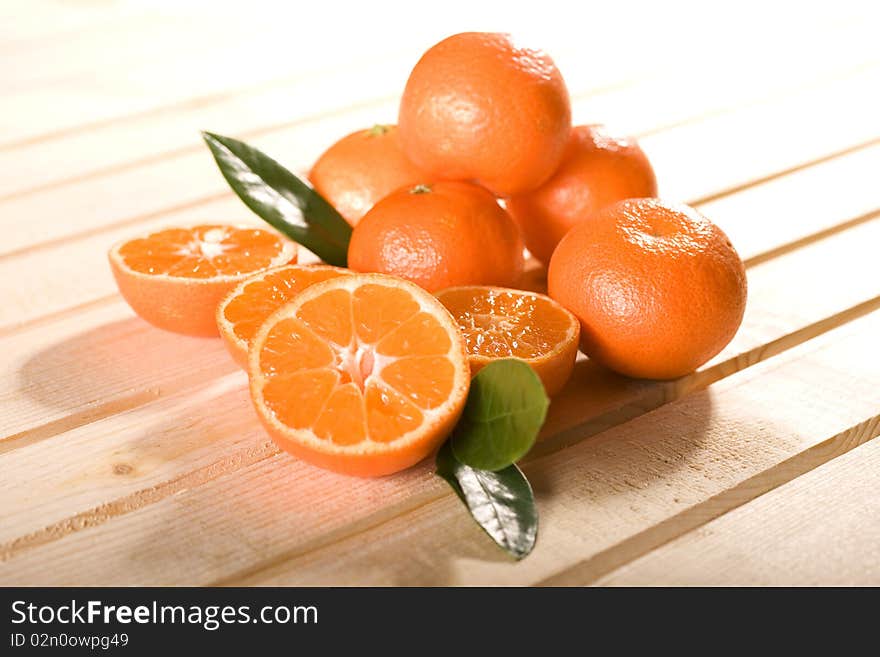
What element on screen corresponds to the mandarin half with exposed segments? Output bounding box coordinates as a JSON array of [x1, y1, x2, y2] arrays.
[[109, 225, 296, 336], [436, 286, 580, 397], [248, 274, 470, 477], [548, 199, 747, 380], [347, 181, 525, 292], [507, 124, 658, 263], [217, 264, 352, 367], [308, 124, 432, 226], [398, 32, 571, 196]]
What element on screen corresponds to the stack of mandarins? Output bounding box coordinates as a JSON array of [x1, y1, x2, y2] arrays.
[[109, 32, 747, 477]]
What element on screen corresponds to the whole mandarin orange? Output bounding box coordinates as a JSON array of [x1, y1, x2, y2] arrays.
[[309, 124, 431, 226], [347, 181, 525, 292], [507, 124, 658, 263], [548, 199, 747, 380], [398, 32, 571, 197]]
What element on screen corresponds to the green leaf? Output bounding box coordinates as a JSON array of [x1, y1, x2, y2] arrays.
[[201, 131, 352, 266], [436, 442, 538, 560], [451, 359, 549, 471]]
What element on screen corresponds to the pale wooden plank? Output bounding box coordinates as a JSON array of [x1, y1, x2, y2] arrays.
[[0, 299, 238, 444], [0, 1, 153, 44], [640, 66, 880, 203], [232, 310, 880, 586], [3, 18, 874, 200], [3, 151, 877, 444], [544, 215, 880, 443], [597, 437, 880, 586], [701, 143, 880, 264], [3, 58, 877, 263], [2, 134, 877, 337], [2, 1, 692, 147], [1, 218, 877, 584], [4, 12, 203, 93], [0, 156, 880, 446]]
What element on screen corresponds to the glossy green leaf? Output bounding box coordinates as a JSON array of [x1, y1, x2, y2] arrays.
[[202, 131, 352, 266], [451, 359, 549, 471], [436, 442, 538, 560]]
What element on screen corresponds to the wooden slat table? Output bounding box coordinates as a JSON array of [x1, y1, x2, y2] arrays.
[[1, 1, 878, 586]]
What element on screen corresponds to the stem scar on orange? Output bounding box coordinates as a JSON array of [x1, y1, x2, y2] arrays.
[[436, 286, 580, 397], [109, 224, 296, 337], [217, 264, 353, 368], [507, 124, 658, 263], [548, 199, 747, 380], [347, 181, 525, 292], [248, 273, 470, 477], [398, 32, 571, 196], [308, 124, 432, 226]]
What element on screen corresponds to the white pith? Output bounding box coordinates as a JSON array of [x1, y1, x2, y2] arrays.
[[250, 274, 470, 455], [217, 264, 349, 355], [110, 224, 296, 284]]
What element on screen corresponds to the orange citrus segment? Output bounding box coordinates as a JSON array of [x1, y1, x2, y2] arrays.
[[249, 274, 470, 477], [262, 369, 338, 429], [117, 225, 289, 277], [312, 383, 368, 446], [376, 312, 454, 357], [109, 224, 296, 336], [381, 356, 456, 409], [436, 286, 580, 397], [351, 283, 421, 344], [216, 264, 351, 367], [258, 317, 336, 376], [364, 382, 424, 444]]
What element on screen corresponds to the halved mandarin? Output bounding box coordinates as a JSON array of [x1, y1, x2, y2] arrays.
[[109, 224, 296, 336], [217, 264, 352, 368], [249, 273, 470, 477], [436, 286, 580, 397]]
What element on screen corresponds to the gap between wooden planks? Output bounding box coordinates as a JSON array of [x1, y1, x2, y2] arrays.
[[1, 6, 872, 580], [1, 214, 878, 583], [3, 2, 857, 147], [233, 310, 880, 586], [2, 140, 878, 446], [2, 44, 878, 260], [2, 16, 873, 200], [1, 69, 878, 336], [596, 436, 880, 586], [2, 0, 712, 148]]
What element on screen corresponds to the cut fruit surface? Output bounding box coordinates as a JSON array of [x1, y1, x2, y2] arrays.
[[217, 264, 352, 367], [436, 286, 580, 397], [109, 224, 296, 336], [249, 273, 470, 477]]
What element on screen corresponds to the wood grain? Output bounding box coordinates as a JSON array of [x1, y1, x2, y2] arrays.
[[3, 1, 694, 147], [2, 219, 877, 584], [0, 299, 238, 445], [2, 39, 877, 261], [1, 91, 878, 335], [2, 18, 873, 200], [597, 437, 880, 585], [3, 156, 877, 445], [232, 310, 880, 585], [2, 3, 878, 586]]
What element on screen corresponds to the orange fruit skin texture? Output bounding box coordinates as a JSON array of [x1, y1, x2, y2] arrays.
[[398, 32, 572, 197], [436, 286, 580, 397], [548, 199, 747, 380], [347, 181, 525, 292], [109, 225, 296, 337], [507, 124, 657, 263], [248, 274, 470, 477], [216, 264, 352, 368], [308, 125, 432, 226]]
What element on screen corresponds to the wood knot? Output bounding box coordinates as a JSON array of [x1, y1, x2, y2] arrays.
[[113, 463, 133, 475]]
